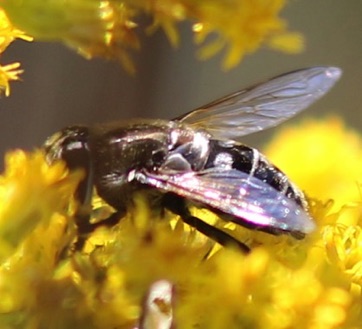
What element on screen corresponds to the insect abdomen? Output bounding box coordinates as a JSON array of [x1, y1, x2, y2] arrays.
[[206, 140, 307, 210]]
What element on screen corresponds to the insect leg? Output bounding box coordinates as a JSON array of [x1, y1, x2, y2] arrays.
[[59, 145, 94, 225], [72, 209, 125, 251], [57, 144, 110, 250], [62, 147, 126, 250], [162, 193, 250, 253]]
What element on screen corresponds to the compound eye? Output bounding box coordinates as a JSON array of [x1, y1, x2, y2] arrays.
[[44, 126, 89, 165], [60, 140, 90, 170], [44, 126, 93, 206], [44, 131, 64, 163]]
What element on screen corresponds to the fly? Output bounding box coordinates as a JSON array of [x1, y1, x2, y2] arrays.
[[44, 66, 342, 252]]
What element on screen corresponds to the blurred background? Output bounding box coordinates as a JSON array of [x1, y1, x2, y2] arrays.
[[0, 0, 361, 167]]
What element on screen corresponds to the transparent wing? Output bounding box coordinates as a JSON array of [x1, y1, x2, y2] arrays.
[[135, 169, 315, 235], [176, 67, 342, 139]]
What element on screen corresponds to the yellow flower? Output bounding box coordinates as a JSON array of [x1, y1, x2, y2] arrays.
[[1, 0, 302, 71], [264, 117, 362, 212], [189, 0, 303, 69], [0, 62, 23, 96], [1, 0, 140, 73], [0, 8, 32, 96], [1, 116, 362, 328], [0, 150, 81, 259], [0, 8, 31, 52]]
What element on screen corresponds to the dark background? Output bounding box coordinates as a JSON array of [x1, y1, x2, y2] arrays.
[[0, 1, 361, 167]]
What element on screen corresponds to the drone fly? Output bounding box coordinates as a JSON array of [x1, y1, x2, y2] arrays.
[[44, 66, 342, 252]]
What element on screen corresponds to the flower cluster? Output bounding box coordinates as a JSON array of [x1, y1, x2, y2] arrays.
[[0, 118, 361, 328], [264, 116, 362, 212], [0, 8, 31, 96], [0, 1, 359, 328], [1, 0, 302, 73]]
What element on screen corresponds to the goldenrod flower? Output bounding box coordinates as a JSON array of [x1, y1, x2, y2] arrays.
[[0, 62, 23, 96], [0, 150, 82, 259], [264, 116, 362, 212], [0, 8, 31, 96], [0, 116, 362, 328], [1, 0, 302, 71], [188, 0, 304, 69]]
